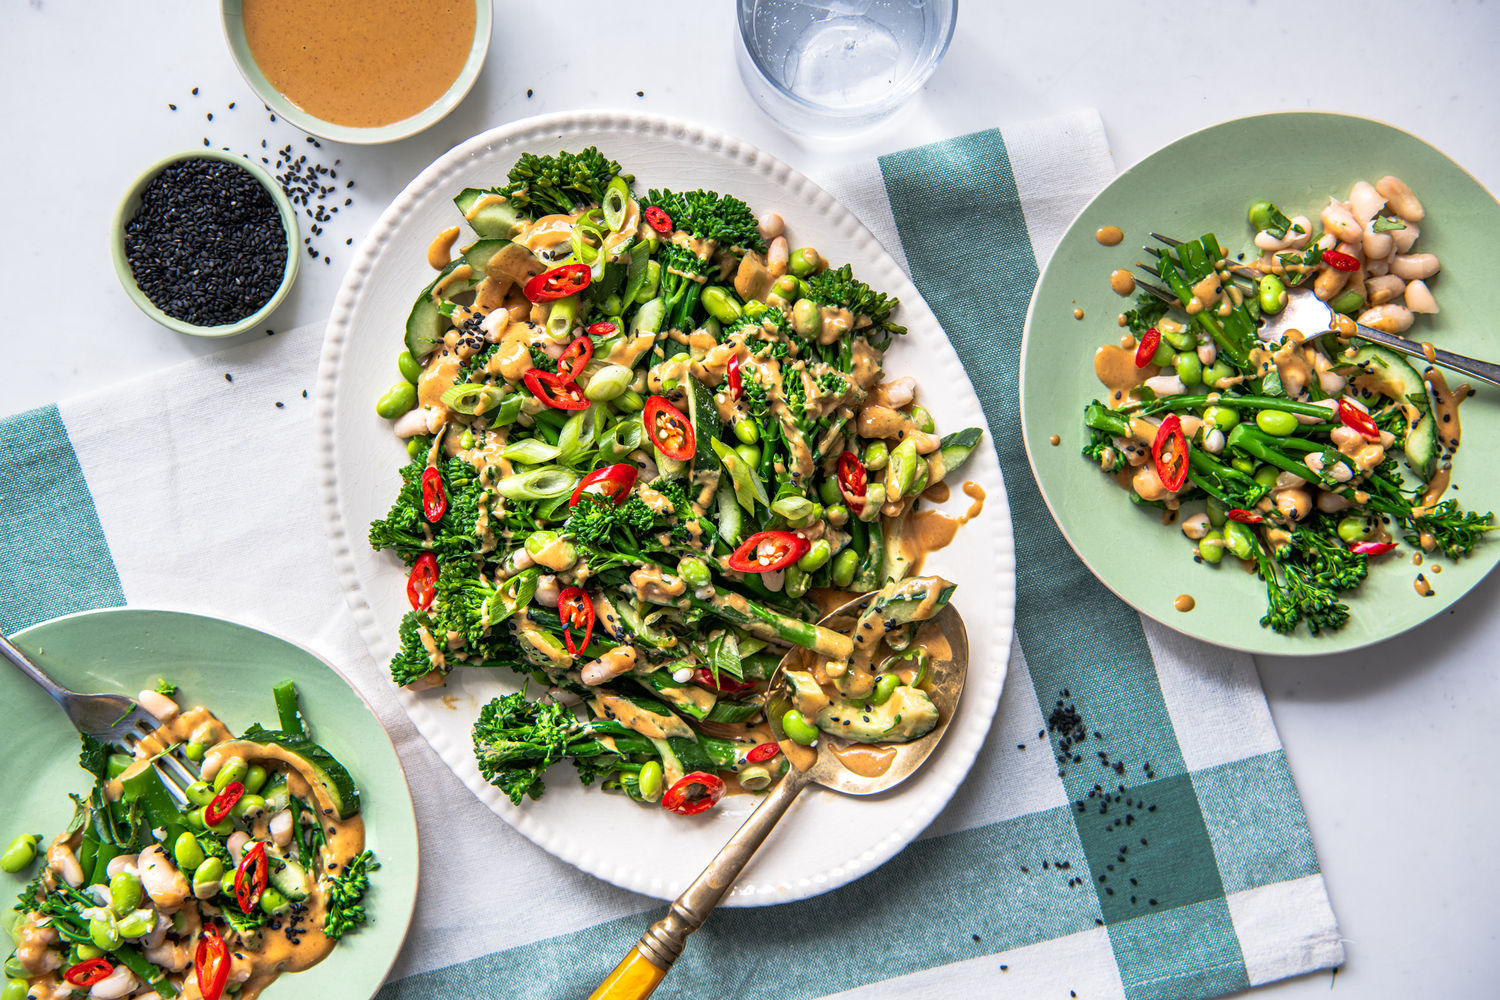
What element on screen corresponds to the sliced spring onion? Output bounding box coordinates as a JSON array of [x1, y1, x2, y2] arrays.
[[710, 437, 768, 511], [584, 364, 633, 402], [490, 394, 525, 427], [556, 407, 597, 465], [500, 438, 561, 464], [715, 480, 742, 545], [770, 495, 815, 520], [547, 297, 578, 342], [599, 417, 645, 461], [621, 248, 649, 305], [602, 177, 631, 231], [494, 465, 578, 501], [440, 383, 505, 416], [631, 297, 665, 336]]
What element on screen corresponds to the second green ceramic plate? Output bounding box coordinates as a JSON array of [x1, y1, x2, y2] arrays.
[[0, 609, 418, 999], [1021, 112, 1500, 656]]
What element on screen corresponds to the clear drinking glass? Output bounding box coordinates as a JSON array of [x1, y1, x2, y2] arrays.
[[736, 0, 958, 135]]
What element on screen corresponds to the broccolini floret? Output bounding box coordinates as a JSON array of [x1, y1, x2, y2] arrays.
[[323, 850, 380, 941], [501, 147, 628, 219], [642, 188, 767, 254], [805, 263, 902, 332]]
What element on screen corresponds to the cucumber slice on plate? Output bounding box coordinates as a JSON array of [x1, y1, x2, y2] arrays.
[[454, 188, 525, 239]]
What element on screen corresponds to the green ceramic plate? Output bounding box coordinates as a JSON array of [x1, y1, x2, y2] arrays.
[[0, 609, 417, 998], [1020, 112, 1500, 656]]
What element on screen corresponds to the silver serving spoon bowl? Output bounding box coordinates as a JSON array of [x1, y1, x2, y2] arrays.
[[588, 592, 969, 1000]]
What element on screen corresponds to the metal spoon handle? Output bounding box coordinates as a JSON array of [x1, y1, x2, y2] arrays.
[[588, 765, 813, 1000], [1350, 322, 1500, 386]]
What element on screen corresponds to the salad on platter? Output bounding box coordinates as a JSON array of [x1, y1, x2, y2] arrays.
[[1083, 174, 1493, 635], [368, 147, 985, 816], [1, 682, 377, 1000]]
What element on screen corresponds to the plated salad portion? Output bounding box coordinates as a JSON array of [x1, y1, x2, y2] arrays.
[[1083, 175, 1493, 635], [2, 682, 376, 1000], [369, 147, 984, 815]]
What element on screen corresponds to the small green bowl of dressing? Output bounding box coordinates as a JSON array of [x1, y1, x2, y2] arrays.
[[112, 149, 299, 339], [220, 0, 492, 145]]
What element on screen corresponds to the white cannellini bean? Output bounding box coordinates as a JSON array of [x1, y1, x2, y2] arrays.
[[1316, 231, 1337, 251], [392, 407, 431, 439], [1202, 427, 1225, 455], [535, 574, 560, 607], [137, 846, 189, 909], [1366, 274, 1406, 305], [765, 236, 789, 278], [227, 831, 251, 868], [1296, 398, 1339, 425], [1318, 369, 1347, 396], [425, 407, 446, 434], [671, 667, 694, 684], [1348, 180, 1386, 224], [1321, 198, 1362, 242], [1180, 513, 1212, 540], [1313, 266, 1347, 301], [1274, 470, 1305, 491], [1275, 488, 1313, 521], [1356, 304, 1415, 333], [1285, 216, 1313, 249], [144, 939, 192, 973], [1254, 229, 1292, 251], [1197, 342, 1217, 366], [49, 841, 84, 888], [882, 376, 917, 408], [200, 748, 225, 781], [1317, 491, 1353, 513], [1144, 374, 1186, 396], [269, 810, 294, 849], [1376, 175, 1424, 221], [1391, 219, 1420, 253], [1366, 257, 1389, 277], [1361, 219, 1394, 261], [1405, 279, 1439, 314], [88, 964, 139, 1000], [105, 855, 139, 880], [136, 689, 179, 722], [758, 211, 785, 241], [1329, 462, 1354, 483], [1391, 253, 1440, 280]]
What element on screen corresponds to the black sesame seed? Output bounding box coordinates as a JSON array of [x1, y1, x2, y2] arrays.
[[169, 103, 177, 111]]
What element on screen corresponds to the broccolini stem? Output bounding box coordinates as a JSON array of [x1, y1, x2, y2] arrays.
[[692, 595, 853, 660]]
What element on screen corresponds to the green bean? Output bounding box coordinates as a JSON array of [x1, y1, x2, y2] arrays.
[[1258, 274, 1288, 315], [797, 539, 832, 572], [863, 440, 889, 471], [1175, 353, 1202, 386], [0, 834, 39, 873], [184, 781, 216, 808], [192, 858, 224, 899], [701, 286, 743, 323], [781, 709, 820, 745], [909, 405, 935, 434], [791, 298, 822, 338], [213, 758, 248, 793], [89, 915, 121, 952], [173, 832, 205, 873], [736, 443, 761, 469], [637, 761, 664, 802], [732, 418, 760, 445], [397, 350, 423, 384], [676, 557, 711, 589], [1247, 201, 1278, 231], [182, 740, 206, 763], [1198, 530, 1226, 564], [584, 364, 633, 401], [785, 565, 810, 598], [243, 765, 268, 795], [1203, 405, 1239, 430], [406, 437, 427, 460], [870, 673, 901, 706], [1337, 516, 1374, 543], [788, 247, 820, 277], [831, 548, 859, 588], [1330, 288, 1364, 314], [1255, 408, 1298, 436], [1222, 520, 1256, 561], [375, 382, 417, 419]]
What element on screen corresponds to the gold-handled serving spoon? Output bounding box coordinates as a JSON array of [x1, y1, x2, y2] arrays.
[[587, 593, 969, 1000]]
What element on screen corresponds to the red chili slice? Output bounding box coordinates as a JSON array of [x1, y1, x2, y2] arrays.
[[1337, 398, 1381, 442], [836, 450, 868, 514], [644, 206, 673, 234], [746, 742, 780, 764], [523, 369, 590, 410], [204, 782, 244, 826], [523, 263, 592, 303], [1350, 540, 1397, 556], [1135, 327, 1162, 369], [64, 959, 114, 988], [1322, 249, 1361, 272], [234, 842, 268, 914], [693, 668, 757, 697], [644, 395, 695, 461], [421, 466, 447, 523], [557, 336, 594, 383], [1228, 508, 1264, 524], [661, 771, 726, 815], [195, 926, 230, 1000], [726, 353, 743, 402], [407, 553, 439, 610], [727, 531, 811, 573], [569, 463, 638, 508], [558, 587, 595, 656], [586, 320, 617, 338], [1150, 414, 1188, 493]]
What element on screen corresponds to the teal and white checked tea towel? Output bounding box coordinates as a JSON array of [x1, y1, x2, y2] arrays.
[[0, 109, 1342, 999]]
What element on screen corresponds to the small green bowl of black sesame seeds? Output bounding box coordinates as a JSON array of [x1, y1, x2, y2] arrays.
[[112, 148, 299, 337]]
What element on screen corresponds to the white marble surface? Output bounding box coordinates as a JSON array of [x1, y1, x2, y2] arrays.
[[3, 0, 1498, 995]]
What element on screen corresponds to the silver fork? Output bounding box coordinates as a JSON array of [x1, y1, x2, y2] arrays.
[[1135, 233, 1500, 386], [1, 630, 201, 804]]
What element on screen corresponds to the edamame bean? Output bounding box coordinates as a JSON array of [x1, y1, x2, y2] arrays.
[[638, 261, 661, 303], [784, 565, 810, 599], [601, 294, 623, 316], [1202, 361, 1235, 388], [243, 765, 268, 795], [192, 858, 224, 899], [0, 834, 39, 874], [259, 887, 291, 916], [1, 958, 23, 981], [771, 274, 804, 300], [781, 709, 820, 745], [1254, 465, 1280, 489], [824, 504, 849, 527], [182, 740, 206, 763], [1337, 516, 1374, 543], [1222, 520, 1256, 561], [184, 781, 216, 808], [2, 980, 27, 1000], [109, 874, 142, 916], [701, 286, 743, 324], [584, 364, 633, 402], [459, 430, 476, 450], [736, 443, 761, 468], [1203, 405, 1239, 431], [407, 437, 428, 459], [884, 438, 919, 501], [173, 833, 205, 873], [636, 760, 664, 803], [788, 247, 820, 277], [1258, 274, 1288, 315], [1330, 289, 1365, 314], [1198, 530, 1226, 564], [233, 794, 267, 821], [116, 910, 154, 939], [1247, 201, 1278, 231], [870, 673, 901, 706], [375, 382, 417, 420], [791, 298, 822, 338], [739, 766, 773, 792], [1150, 341, 1176, 367], [733, 418, 759, 445], [89, 915, 121, 952], [797, 539, 832, 572], [1175, 353, 1202, 386], [831, 549, 859, 589], [676, 557, 711, 589], [397, 351, 423, 384], [1255, 408, 1298, 436], [220, 869, 238, 897], [863, 440, 889, 471], [818, 478, 842, 505], [909, 405, 935, 434], [190, 808, 232, 837], [214, 758, 248, 793]]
